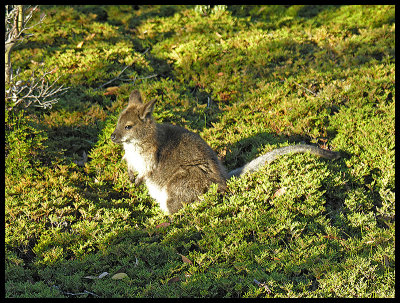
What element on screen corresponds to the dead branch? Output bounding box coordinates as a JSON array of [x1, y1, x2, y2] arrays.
[[5, 5, 68, 110]]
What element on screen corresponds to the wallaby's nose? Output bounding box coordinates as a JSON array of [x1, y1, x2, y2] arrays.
[[110, 133, 116, 141]]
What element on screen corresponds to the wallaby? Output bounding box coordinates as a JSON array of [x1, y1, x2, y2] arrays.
[[111, 90, 340, 214]]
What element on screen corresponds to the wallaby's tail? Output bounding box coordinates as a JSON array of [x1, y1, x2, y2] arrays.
[[228, 144, 340, 178]]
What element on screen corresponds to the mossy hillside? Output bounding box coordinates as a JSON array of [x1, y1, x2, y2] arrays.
[[5, 5, 394, 297]]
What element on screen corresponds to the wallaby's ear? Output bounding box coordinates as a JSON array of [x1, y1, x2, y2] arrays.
[[140, 99, 157, 120], [128, 90, 143, 105]]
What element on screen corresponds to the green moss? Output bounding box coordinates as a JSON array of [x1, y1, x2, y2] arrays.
[[5, 5, 394, 298]]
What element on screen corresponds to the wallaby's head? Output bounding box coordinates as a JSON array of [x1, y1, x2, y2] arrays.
[[110, 90, 157, 144]]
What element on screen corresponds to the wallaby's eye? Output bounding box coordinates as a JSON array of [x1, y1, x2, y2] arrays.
[[125, 125, 133, 130]]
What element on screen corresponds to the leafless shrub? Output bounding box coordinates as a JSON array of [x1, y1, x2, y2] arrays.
[[5, 5, 68, 111]]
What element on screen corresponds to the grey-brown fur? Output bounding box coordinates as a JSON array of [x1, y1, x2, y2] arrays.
[[111, 90, 339, 214], [228, 144, 340, 178]]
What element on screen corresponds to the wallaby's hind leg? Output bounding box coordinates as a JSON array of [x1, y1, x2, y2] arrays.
[[163, 168, 214, 214], [164, 196, 183, 215], [164, 177, 227, 214], [164, 180, 201, 214]]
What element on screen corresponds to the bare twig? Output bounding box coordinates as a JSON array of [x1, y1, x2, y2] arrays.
[[137, 73, 158, 81], [96, 65, 131, 90], [95, 47, 156, 90], [279, 79, 318, 97], [5, 65, 69, 109], [5, 6, 45, 83], [5, 5, 68, 110], [51, 285, 100, 297], [254, 279, 272, 294], [292, 80, 318, 97], [96, 72, 158, 91]]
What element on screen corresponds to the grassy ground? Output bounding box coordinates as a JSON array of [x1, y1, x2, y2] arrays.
[[5, 5, 395, 298]]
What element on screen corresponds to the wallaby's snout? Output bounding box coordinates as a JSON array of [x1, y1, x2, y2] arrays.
[[110, 129, 123, 144], [110, 132, 117, 142]]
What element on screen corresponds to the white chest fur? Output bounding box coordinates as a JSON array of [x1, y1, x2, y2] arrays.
[[122, 142, 152, 176], [122, 142, 169, 213], [146, 180, 169, 214]]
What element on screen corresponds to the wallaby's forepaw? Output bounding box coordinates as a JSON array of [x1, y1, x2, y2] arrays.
[[128, 169, 144, 186], [128, 170, 137, 183], [134, 176, 144, 186]]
